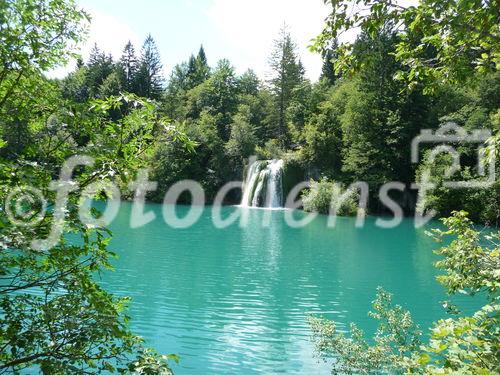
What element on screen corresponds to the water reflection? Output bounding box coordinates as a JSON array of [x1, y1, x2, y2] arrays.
[[100, 203, 478, 374]]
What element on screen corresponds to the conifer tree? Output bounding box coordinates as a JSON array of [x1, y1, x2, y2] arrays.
[[186, 45, 210, 89], [237, 69, 260, 96], [197, 45, 207, 65], [195, 45, 210, 82], [186, 54, 198, 88], [85, 44, 114, 98], [320, 40, 340, 85], [118, 41, 138, 92], [268, 26, 304, 144], [136, 34, 164, 100]]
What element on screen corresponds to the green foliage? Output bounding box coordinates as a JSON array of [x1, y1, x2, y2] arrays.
[[117, 41, 139, 92], [185, 46, 210, 90], [0, 92, 181, 372], [339, 30, 432, 191], [302, 178, 359, 216], [286, 80, 313, 134], [422, 212, 500, 373], [126, 350, 179, 374], [310, 211, 500, 373], [157, 49, 277, 202], [99, 71, 123, 98], [320, 39, 340, 85], [295, 27, 437, 216], [241, 88, 275, 142], [310, 288, 422, 374], [1, 0, 497, 372], [225, 104, 258, 164], [19, 2, 500, 221], [299, 80, 352, 178], [60, 65, 90, 102], [0, 0, 87, 128], [85, 44, 115, 98], [150, 111, 227, 202], [184, 59, 238, 141], [312, 0, 499, 93], [163, 62, 190, 119], [281, 152, 305, 199], [416, 151, 500, 226], [0, 0, 88, 74], [135, 34, 164, 100], [237, 69, 260, 96], [255, 139, 285, 160], [415, 73, 499, 225], [0, 2, 180, 371], [60, 35, 164, 103], [269, 26, 305, 145]]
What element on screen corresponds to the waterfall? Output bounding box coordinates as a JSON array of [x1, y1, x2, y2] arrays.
[[241, 159, 284, 208], [266, 160, 284, 208], [241, 160, 264, 206]]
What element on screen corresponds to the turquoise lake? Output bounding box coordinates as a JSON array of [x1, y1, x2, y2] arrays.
[[99, 202, 478, 374]]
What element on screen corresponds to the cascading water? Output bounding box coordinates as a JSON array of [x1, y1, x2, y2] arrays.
[[241, 161, 263, 206], [241, 159, 284, 208]]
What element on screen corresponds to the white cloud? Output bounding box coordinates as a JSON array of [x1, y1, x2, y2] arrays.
[[84, 10, 141, 60], [207, 0, 330, 81], [48, 1, 331, 81], [47, 9, 141, 79]]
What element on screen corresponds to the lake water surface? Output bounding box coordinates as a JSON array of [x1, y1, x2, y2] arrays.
[[100, 203, 477, 374]]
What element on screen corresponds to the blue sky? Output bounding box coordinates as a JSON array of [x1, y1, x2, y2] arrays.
[[50, 0, 331, 81]]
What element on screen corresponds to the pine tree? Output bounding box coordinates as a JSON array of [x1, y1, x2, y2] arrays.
[[135, 34, 164, 100], [320, 40, 340, 85], [118, 41, 138, 92], [197, 45, 207, 66], [185, 45, 210, 89], [268, 26, 304, 144], [186, 54, 198, 88], [196, 45, 210, 81], [86, 44, 114, 98], [237, 69, 260, 96]]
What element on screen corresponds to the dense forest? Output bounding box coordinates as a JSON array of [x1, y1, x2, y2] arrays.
[[50, 25, 499, 224], [0, 0, 498, 373]]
